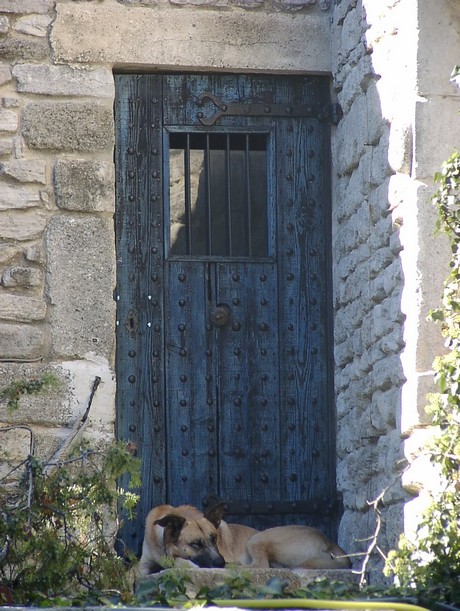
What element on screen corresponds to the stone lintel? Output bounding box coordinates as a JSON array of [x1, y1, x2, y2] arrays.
[[51, 4, 331, 74]]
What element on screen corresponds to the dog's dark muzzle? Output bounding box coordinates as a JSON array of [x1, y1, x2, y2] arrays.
[[192, 549, 225, 569]]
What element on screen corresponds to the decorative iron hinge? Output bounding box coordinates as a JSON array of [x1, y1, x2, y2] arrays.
[[197, 92, 343, 126]]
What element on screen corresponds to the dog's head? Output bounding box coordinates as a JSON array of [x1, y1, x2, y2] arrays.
[[154, 506, 225, 569]]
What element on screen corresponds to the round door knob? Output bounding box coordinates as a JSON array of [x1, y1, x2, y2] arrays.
[[210, 304, 231, 327]]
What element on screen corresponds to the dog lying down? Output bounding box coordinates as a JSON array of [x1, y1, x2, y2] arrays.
[[138, 503, 351, 576]]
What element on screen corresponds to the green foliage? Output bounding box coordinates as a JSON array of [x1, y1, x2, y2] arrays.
[[135, 571, 417, 609], [384, 150, 460, 607], [196, 568, 261, 602], [0, 373, 59, 411], [136, 568, 193, 606], [0, 440, 141, 606]]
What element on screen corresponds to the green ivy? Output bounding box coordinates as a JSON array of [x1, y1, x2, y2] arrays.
[[385, 151, 460, 607]]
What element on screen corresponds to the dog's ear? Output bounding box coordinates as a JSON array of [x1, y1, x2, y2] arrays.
[[204, 502, 225, 528], [154, 514, 186, 543]]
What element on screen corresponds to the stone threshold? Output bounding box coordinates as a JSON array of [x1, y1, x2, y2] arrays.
[[139, 567, 360, 598]]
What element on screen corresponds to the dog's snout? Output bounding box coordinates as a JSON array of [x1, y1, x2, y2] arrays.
[[213, 553, 226, 568], [193, 549, 225, 569]]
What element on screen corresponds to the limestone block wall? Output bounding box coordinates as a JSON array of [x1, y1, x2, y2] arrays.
[[0, 0, 117, 476], [331, 0, 460, 577]]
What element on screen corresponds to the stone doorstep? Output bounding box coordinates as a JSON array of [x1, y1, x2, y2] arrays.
[[138, 567, 360, 597]]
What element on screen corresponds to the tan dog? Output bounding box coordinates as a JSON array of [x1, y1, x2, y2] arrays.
[[138, 504, 225, 576], [139, 503, 350, 575]]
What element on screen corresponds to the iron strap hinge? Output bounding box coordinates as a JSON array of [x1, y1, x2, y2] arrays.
[[203, 496, 343, 518], [197, 92, 342, 126]]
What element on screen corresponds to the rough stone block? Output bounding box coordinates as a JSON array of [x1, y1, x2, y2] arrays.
[[369, 246, 394, 278], [414, 96, 460, 180], [22, 101, 114, 152], [46, 214, 116, 358], [0, 16, 8, 34], [274, 0, 316, 9], [170, 0, 228, 6], [0, 244, 19, 264], [0, 109, 18, 133], [376, 429, 405, 474], [388, 117, 413, 174], [54, 158, 115, 212], [0, 185, 42, 209], [0, 363, 74, 427], [51, 3, 331, 73], [337, 509, 369, 566], [0, 138, 13, 156], [0, 423, 32, 462], [24, 244, 45, 263], [0, 36, 49, 62], [417, 1, 460, 97], [369, 135, 392, 188], [340, 5, 364, 58], [13, 64, 114, 98], [2, 97, 20, 108], [0, 0, 53, 12], [2, 266, 44, 289], [372, 354, 405, 392], [334, 338, 354, 369], [0, 359, 114, 433], [0, 323, 45, 360], [0, 159, 46, 184], [232, 0, 265, 8], [0, 210, 47, 240], [334, 95, 370, 175], [338, 54, 376, 113], [14, 14, 52, 37], [382, 259, 402, 296], [371, 388, 398, 429], [0, 292, 46, 322]]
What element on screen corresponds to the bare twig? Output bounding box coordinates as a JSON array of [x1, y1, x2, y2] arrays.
[[359, 490, 385, 587], [352, 464, 411, 587]]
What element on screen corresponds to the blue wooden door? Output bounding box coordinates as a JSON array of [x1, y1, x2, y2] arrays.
[[114, 74, 337, 556]]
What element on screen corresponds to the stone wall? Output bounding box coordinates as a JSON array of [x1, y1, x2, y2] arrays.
[[331, 0, 460, 578], [0, 0, 117, 479], [1, 0, 460, 583]]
